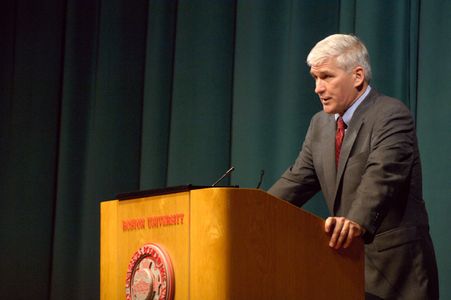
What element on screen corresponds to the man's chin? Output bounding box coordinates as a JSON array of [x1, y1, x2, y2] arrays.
[[322, 105, 336, 114]]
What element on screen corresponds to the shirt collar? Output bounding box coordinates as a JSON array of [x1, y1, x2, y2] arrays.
[[335, 85, 371, 126]]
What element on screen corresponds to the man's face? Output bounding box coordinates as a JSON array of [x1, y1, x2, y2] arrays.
[[310, 58, 360, 115]]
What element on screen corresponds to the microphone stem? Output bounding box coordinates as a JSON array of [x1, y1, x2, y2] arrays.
[[212, 166, 235, 187]]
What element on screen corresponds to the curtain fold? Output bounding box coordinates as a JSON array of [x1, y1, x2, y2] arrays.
[[50, 0, 100, 296], [0, 0, 66, 297], [140, 0, 178, 190], [166, 0, 236, 186], [416, 0, 451, 293], [0, 0, 449, 298]]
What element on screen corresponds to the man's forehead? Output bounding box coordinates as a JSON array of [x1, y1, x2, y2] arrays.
[[310, 60, 339, 74]]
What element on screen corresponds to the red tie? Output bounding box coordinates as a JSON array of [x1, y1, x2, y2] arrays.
[[335, 116, 346, 168]]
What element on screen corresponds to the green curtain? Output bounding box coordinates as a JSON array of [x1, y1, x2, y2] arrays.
[[0, 0, 449, 298]]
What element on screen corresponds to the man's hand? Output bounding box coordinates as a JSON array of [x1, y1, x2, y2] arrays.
[[324, 217, 364, 249]]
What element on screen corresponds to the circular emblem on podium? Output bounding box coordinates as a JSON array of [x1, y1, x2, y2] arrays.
[[125, 243, 174, 300]]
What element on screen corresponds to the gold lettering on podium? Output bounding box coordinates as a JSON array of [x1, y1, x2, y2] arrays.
[[122, 213, 185, 231]]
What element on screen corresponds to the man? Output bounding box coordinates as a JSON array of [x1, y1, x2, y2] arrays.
[[268, 34, 439, 299]]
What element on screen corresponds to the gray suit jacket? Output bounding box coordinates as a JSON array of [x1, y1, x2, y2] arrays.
[[268, 89, 439, 299]]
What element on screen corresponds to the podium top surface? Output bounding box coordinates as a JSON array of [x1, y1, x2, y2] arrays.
[[116, 185, 207, 200], [116, 185, 238, 200]]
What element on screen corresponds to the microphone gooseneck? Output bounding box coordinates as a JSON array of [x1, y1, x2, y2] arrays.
[[211, 166, 235, 187], [256, 169, 265, 189]]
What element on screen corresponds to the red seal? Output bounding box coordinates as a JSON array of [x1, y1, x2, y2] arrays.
[[125, 243, 175, 300]]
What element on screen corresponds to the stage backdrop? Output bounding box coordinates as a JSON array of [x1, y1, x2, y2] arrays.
[[0, 0, 449, 299]]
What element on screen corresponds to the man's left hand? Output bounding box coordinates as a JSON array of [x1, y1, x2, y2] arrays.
[[324, 217, 364, 249]]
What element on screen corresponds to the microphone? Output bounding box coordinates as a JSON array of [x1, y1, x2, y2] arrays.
[[256, 170, 265, 189], [211, 166, 235, 187]]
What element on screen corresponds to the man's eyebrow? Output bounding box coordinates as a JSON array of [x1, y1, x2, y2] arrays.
[[311, 69, 334, 77], [310, 70, 326, 77]]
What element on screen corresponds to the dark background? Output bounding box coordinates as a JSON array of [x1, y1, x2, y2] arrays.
[[1, 0, 449, 298]]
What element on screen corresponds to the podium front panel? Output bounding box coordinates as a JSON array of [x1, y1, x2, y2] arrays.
[[101, 191, 190, 299]]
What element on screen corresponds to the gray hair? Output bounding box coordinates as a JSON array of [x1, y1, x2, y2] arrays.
[[306, 34, 372, 82]]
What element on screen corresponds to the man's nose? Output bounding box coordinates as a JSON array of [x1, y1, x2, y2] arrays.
[[315, 79, 325, 94]]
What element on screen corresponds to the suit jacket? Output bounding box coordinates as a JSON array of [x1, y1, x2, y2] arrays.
[[268, 89, 439, 299]]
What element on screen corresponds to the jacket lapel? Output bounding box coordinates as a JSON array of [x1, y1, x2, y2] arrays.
[[330, 117, 364, 213], [331, 89, 378, 213], [321, 115, 337, 212], [336, 120, 364, 182]]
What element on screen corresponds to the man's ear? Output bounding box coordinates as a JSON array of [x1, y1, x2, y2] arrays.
[[353, 66, 365, 88]]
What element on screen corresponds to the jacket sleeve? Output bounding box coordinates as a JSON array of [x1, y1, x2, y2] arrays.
[[346, 101, 416, 243], [267, 116, 321, 207]]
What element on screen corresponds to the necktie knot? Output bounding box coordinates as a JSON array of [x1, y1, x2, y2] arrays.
[[337, 117, 347, 130]]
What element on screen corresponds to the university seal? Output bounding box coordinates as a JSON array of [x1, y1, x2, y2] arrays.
[[125, 243, 174, 300]]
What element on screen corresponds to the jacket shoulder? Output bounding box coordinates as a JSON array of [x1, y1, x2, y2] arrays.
[[359, 89, 413, 119]]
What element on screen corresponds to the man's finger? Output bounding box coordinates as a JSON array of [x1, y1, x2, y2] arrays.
[[343, 225, 356, 249], [344, 222, 364, 248], [335, 221, 350, 249], [329, 218, 344, 248], [324, 217, 336, 233]]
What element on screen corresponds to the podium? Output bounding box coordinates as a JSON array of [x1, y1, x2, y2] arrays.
[[100, 187, 364, 299]]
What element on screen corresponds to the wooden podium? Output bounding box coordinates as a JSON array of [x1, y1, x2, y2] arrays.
[[100, 187, 364, 299]]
